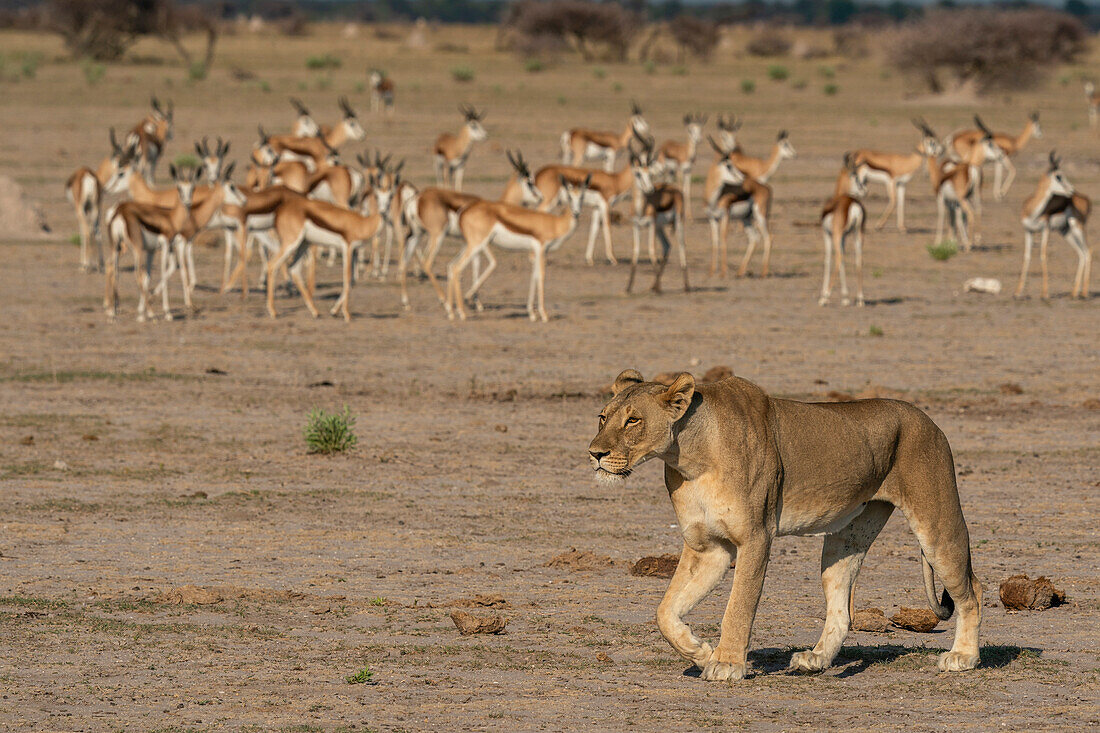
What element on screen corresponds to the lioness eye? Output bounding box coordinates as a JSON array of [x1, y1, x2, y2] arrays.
[[598, 415, 606, 427], [626, 417, 641, 427]]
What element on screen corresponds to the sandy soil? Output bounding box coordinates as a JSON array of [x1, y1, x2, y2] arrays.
[[1, 24, 1098, 732]]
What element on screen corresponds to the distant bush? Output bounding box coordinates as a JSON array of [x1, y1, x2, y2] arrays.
[[746, 30, 790, 58], [524, 58, 544, 72], [643, 59, 656, 75], [668, 15, 720, 61], [741, 78, 756, 94], [504, 0, 640, 62], [306, 54, 341, 70], [81, 58, 105, 84], [767, 64, 789, 81], [833, 27, 869, 58], [20, 52, 41, 78], [890, 8, 1088, 93], [823, 82, 839, 95], [450, 65, 475, 82], [304, 406, 358, 455], [927, 239, 958, 261]]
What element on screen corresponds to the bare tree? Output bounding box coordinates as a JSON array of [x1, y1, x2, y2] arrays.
[[505, 0, 640, 62], [890, 8, 1088, 94], [669, 16, 720, 62]]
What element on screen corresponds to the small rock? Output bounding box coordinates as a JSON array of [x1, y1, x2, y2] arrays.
[[1083, 398, 1100, 410], [52, 459, 68, 471], [81, 434, 99, 441], [629, 554, 680, 578], [450, 610, 507, 636], [20, 435, 34, 446], [999, 574, 1066, 611], [851, 607, 890, 633], [963, 277, 1002, 294], [494, 424, 508, 433], [595, 651, 614, 663], [998, 382, 1024, 395], [702, 365, 734, 383], [890, 606, 940, 633]]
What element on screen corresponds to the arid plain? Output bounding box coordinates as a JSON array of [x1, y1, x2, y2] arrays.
[[0, 24, 1098, 731]]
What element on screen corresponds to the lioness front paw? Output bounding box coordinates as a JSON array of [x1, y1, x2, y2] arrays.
[[689, 642, 714, 671], [937, 651, 979, 672], [700, 649, 747, 682], [789, 649, 830, 674]]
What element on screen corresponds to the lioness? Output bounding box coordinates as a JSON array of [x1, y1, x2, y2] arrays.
[[588, 370, 982, 681]]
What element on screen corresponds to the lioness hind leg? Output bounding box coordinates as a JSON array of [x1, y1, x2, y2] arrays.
[[791, 501, 893, 674]]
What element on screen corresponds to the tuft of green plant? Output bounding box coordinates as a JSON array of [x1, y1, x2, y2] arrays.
[[172, 153, 201, 169], [68, 233, 81, 246], [612, 81, 623, 92], [869, 325, 884, 337], [872, 267, 883, 278], [556, 95, 567, 106], [345, 665, 374, 684], [355, 80, 366, 93], [20, 52, 41, 79], [670, 65, 688, 76], [81, 59, 106, 85], [927, 239, 958, 261], [315, 76, 332, 91], [593, 67, 606, 79], [305, 53, 341, 70], [450, 65, 475, 83], [524, 58, 544, 73], [741, 78, 756, 94], [823, 83, 839, 96], [369, 597, 386, 606], [259, 80, 272, 93], [767, 64, 789, 81], [187, 62, 207, 81], [643, 60, 657, 75], [304, 406, 357, 455], [818, 65, 836, 78], [792, 78, 807, 90]]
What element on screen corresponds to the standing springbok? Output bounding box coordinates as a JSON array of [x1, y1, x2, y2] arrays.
[[947, 113, 1041, 200], [1086, 83, 1099, 127], [369, 69, 396, 114], [851, 118, 944, 232], [560, 102, 650, 173], [263, 97, 366, 169], [103, 164, 200, 321], [928, 126, 1003, 251], [445, 175, 591, 322], [626, 142, 688, 295], [1016, 152, 1091, 300], [400, 151, 543, 308], [65, 129, 131, 272], [653, 113, 705, 220], [819, 154, 870, 307], [433, 104, 487, 191], [727, 130, 797, 183], [704, 137, 774, 278], [127, 97, 174, 182]]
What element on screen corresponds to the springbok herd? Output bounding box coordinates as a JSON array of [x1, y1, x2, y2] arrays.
[[65, 83, 1094, 323]]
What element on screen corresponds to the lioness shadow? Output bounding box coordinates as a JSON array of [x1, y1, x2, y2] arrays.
[[682, 644, 1038, 679]]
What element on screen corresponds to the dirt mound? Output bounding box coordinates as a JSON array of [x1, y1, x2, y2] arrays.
[[153, 584, 309, 605], [890, 606, 940, 632], [0, 175, 50, 238], [629, 554, 679, 578], [544, 548, 614, 571], [450, 610, 507, 635], [851, 607, 890, 633], [1000, 574, 1066, 611], [701, 365, 734, 383], [435, 594, 508, 609]]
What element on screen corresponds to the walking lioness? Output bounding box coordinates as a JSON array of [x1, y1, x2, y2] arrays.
[[587, 370, 982, 681]]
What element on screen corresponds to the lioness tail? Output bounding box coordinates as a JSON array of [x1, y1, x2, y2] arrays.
[[921, 550, 955, 620]]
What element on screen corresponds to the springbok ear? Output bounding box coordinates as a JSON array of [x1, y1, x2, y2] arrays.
[[662, 373, 695, 418], [612, 369, 645, 396]]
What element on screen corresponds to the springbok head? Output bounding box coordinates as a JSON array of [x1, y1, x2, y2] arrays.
[[708, 135, 746, 186], [776, 130, 796, 160], [195, 137, 230, 181], [506, 149, 544, 207], [290, 97, 320, 137], [338, 96, 366, 141], [168, 163, 201, 209], [683, 113, 707, 143], [460, 104, 488, 141], [912, 117, 944, 157], [629, 101, 650, 137]]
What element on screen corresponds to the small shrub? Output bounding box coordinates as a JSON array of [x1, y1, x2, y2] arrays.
[[172, 153, 201, 168], [81, 59, 105, 85], [304, 406, 358, 455], [187, 62, 207, 81], [524, 58, 544, 73], [305, 54, 341, 70], [20, 52, 41, 78], [68, 233, 81, 246], [451, 65, 475, 83], [670, 65, 688, 76], [355, 80, 366, 92], [642, 59, 656, 75], [741, 78, 756, 94], [818, 65, 836, 79], [823, 83, 839, 96], [746, 30, 791, 58], [612, 82, 623, 92], [315, 76, 332, 91], [345, 665, 374, 684], [369, 597, 387, 606], [556, 95, 567, 105], [792, 79, 807, 90], [436, 42, 470, 54], [593, 67, 606, 79], [669, 15, 720, 60], [259, 80, 271, 93], [927, 239, 958, 261], [869, 325, 884, 337], [767, 64, 789, 81]]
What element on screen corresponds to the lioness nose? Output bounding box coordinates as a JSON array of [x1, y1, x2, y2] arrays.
[[589, 449, 609, 461]]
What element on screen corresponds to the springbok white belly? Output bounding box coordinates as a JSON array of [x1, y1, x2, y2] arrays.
[[303, 220, 347, 251], [585, 142, 611, 159], [488, 223, 540, 252], [246, 213, 276, 232]]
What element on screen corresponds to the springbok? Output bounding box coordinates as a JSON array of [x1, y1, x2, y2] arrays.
[[263, 169, 399, 321], [1016, 152, 1091, 300], [928, 126, 1003, 251], [433, 104, 487, 191], [103, 164, 200, 321], [1086, 83, 1099, 127], [819, 154, 870, 307], [65, 128, 131, 271], [263, 97, 366, 169], [369, 69, 396, 114], [946, 113, 1041, 200], [626, 142, 688, 295], [289, 98, 321, 137], [653, 113, 706, 220], [445, 175, 591, 322], [126, 97, 174, 182], [727, 130, 797, 183], [400, 151, 543, 308], [851, 118, 944, 232], [560, 102, 650, 173], [704, 137, 774, 278]]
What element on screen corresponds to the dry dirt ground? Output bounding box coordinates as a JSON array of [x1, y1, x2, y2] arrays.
[[1, 25, 1098, 732]]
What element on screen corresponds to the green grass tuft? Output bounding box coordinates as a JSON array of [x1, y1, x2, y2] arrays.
[[767, 64, 789, 81], [305, 54, 341, 70], [304, 406, 358, 455], [869, 325, 884, 337], [172, 153, 201, 169], [823, 82, 839, 96], [927, 239, 958, 261], [450, 65, 475, 83], [345, 665, 374, 684], [741, 78, 756, 94]]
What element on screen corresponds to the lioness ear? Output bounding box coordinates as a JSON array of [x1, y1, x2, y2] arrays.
[[611, 369, 644, 396], [663, 372, 695, 418]]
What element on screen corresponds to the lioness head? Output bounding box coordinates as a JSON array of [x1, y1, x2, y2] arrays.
[[587, 369, 695, 485]]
